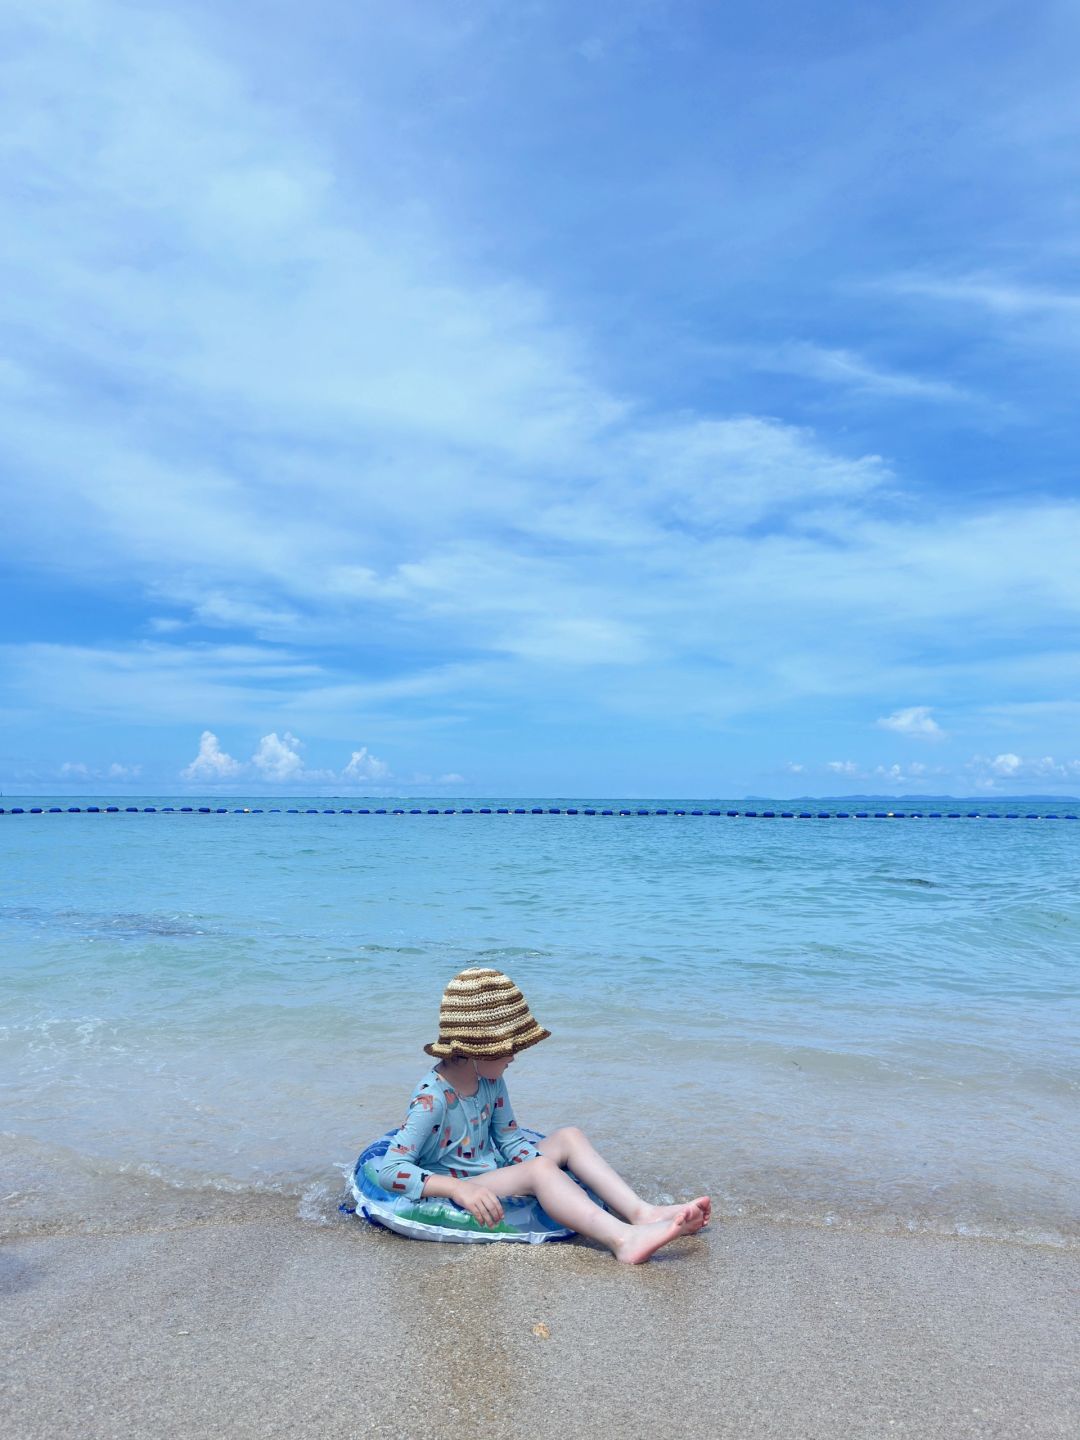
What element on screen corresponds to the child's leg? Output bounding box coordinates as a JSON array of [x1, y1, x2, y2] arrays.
[[457, 1158, 704, 1264], [537, 1127, 711, 1225]]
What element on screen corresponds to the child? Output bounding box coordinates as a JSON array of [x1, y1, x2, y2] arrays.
[[377, 966, 710, 1264]]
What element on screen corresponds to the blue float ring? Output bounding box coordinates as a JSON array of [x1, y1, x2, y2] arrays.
[[350, 1130, 596, 1245]]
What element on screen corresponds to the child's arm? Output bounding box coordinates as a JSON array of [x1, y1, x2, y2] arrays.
[[489, 1079, 541, 1167], [420, 1171, 504, 1227], [375, 1083, 447, 1199]]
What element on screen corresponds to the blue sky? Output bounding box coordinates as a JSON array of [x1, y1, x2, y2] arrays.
[[3, 0, 1080, 796]]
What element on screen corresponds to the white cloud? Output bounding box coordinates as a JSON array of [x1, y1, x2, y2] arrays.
[[970, 753, 1080, 785], [795, 753, 1080, 795], [182, 730, 243, 781], [816, 759, 939, 786], [744, 341, 971, 403], [884, 274, 1080, 362], [175, 729, 394, 788], [342, 746, 391, 782], [891, 274, 1080, 321], [876, 706, 945, 740], [798, 758, 948, 789], [437, 772, 466, 785], [192, 593, 301, 635], [0, 0, 898, 667], [2, 4, 1080, 790], [624, 417, 886, 531], [989, 752, 1022, 776], [252, 731, 312, 782], [871, 761, 939, 784], [56, 759, 142, 782], [0, 642, 325, 727], [874, 763, 904, 783]]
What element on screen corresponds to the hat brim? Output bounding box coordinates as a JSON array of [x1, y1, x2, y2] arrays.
[[424, 1026, 551, 1060]]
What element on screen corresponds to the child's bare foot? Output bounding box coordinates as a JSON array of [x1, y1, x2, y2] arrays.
[[634, 1196, 712, 1227], [614, 1205, 703, 1264]]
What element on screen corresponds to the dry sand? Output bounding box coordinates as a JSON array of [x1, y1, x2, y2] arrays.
[[2, 1210, 1078, 1439]]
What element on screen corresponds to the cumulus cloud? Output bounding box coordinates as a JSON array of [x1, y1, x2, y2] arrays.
[[182, 730, 243, 781], [784, 752, 1080, 795], [176, 729, 396, 788], [251, 731, 307, 782], [800, 758, 947, 788], [876, 706, 946, 740], [970, 753, 1080, 785], [872, 761, 938, 784], [343, 747, 391, 782], [989, 752, 1022, 776]]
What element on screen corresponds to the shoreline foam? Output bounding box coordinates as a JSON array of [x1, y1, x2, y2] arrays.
[[4, 1129, 1078, 1252]]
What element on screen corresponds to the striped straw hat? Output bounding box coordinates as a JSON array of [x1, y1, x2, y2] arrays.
[[424, 968, 551, 1059]]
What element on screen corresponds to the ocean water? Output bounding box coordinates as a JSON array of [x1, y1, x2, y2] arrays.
[[2, 799, 1078, 1249]]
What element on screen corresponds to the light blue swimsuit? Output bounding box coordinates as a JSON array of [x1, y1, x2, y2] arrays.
[[376, 1067, 541, 1200]]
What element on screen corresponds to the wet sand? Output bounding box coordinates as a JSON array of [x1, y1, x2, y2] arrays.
[[3, 1212, 1077, 1439]]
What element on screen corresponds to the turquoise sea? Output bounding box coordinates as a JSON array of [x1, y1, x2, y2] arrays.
[[2, 799, 1078, 1248]]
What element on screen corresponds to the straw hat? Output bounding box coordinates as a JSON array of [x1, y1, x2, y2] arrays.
[[424, 967, 551, 1059]]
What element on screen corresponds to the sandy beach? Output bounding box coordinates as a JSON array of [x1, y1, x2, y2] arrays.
[[3, 1208, 1077, 1440]]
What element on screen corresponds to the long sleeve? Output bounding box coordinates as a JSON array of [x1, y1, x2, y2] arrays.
[[490, 1078, 541, 1166], [376, 1080, 447, 1199]]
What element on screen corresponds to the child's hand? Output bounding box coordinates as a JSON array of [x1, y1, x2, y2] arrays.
[[452, 1180, 504, 1228]]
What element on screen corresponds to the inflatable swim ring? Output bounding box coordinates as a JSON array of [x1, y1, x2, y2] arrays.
[[351, 1129, 587, 1244]]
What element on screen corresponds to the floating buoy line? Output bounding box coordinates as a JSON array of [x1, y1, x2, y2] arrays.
[[1, 806, 1077, 821]]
